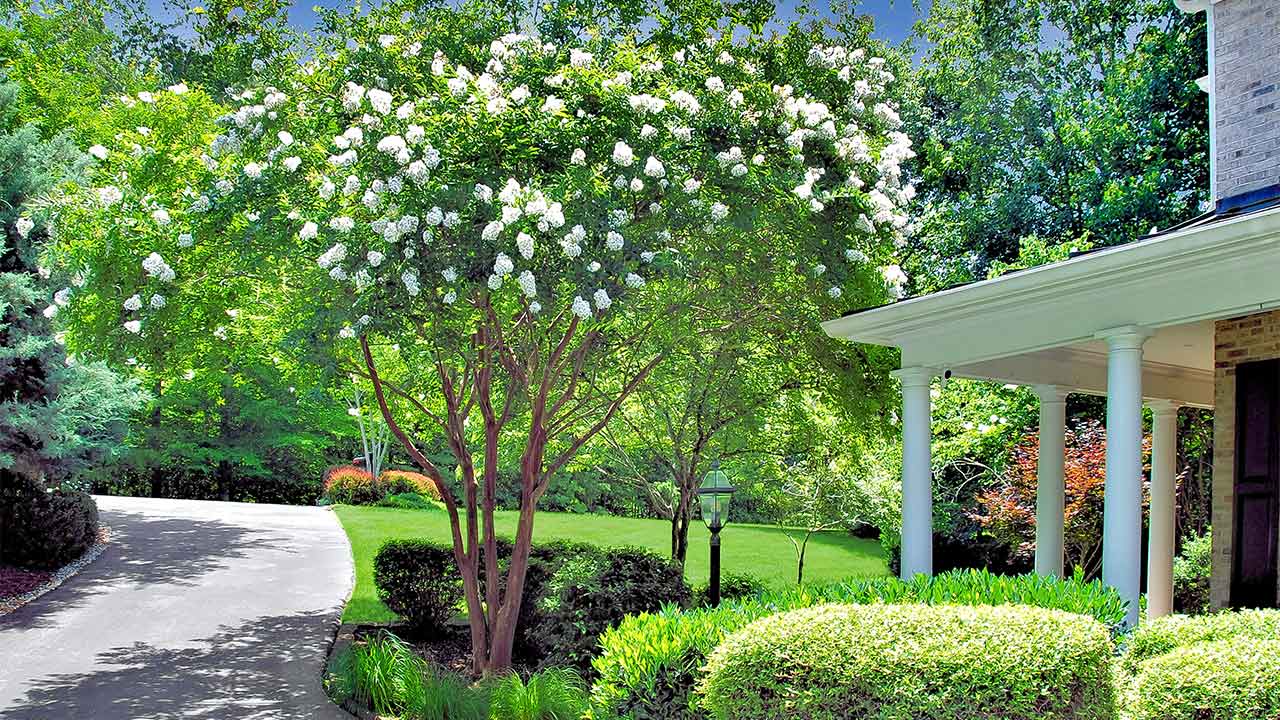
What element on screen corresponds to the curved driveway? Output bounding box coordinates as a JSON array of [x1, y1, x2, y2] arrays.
[[0, 496, 354, 719]]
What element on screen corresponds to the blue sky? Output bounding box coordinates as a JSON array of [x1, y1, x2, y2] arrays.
[[143, 0, 927, 45]]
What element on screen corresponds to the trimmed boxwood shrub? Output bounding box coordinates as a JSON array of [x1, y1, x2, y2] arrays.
[[1127, 636, 1280, 720], [592, 569, 1127, 720], [0, 475, 99, 570], [373, 539, 460, 633], [698, 603, 1116, 720], [1118, 608, 1280, 675]]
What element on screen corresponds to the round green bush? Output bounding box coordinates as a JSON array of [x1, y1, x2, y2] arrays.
[[1128, 636, 1280, 720], [698, 603, 1116, 720], [1119, 609, 1280, 675], [0, 475, 99, 570], [373, 539, 461, 633]]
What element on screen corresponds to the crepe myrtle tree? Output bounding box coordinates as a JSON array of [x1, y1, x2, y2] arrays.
[[53, 15, 914, 672]]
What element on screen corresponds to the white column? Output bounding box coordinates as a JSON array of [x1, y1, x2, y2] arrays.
[[1034, 385, 1069, 577], [893, 366, 936, 580], [1147, 400, 1181, 618], [1098, 326, 1151, 628]]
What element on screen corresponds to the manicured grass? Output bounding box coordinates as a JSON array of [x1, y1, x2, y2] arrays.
[[334, 504, 890, 624]]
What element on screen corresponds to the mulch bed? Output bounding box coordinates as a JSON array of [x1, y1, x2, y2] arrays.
[[350, 622, 534, 677], [0, 566, 53, 600], [0, 526, 110, 616]]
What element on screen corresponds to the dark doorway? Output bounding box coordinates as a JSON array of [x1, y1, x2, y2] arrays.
[[1231, 358, 1280, 608]]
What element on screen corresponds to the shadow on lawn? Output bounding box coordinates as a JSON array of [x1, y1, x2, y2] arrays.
[[2, 610, 345, 720], [0, 509, 291, 631]]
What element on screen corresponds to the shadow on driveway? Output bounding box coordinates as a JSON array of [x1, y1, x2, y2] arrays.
[[1, 510, 290, 632], [2, 610, 344, 719]]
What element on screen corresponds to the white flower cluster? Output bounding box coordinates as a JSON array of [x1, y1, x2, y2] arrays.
[[171, 24, 913, 333], [142, 252, 175, 282]]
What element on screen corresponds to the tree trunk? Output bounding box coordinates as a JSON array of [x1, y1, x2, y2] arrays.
[[149, 380, 164, 498], [797, 532, 811, 585], [217, 376, 233, 501], [671, 470, 694, 567]]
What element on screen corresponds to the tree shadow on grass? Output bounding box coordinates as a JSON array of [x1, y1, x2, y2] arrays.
[[0, 509, 292, 631], [2, 610, 346, 719]]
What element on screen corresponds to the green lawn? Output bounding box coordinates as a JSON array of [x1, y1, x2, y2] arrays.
[[334, 505, 890, 623]]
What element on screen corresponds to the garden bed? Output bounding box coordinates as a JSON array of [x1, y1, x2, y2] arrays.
[[0, 525, 110, 616]]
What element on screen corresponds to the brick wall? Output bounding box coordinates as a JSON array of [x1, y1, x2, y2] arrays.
[[1212, 0, 1280, 200], [1211, 308, 1280, 608]]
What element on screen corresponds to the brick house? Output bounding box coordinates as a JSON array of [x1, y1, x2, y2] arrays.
[[822, 0, 1280, 627]]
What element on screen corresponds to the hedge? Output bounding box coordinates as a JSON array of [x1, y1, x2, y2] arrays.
[[1118, 608, 1280, 675], [591, 569, 1126, 720], [1127, 637, 1280, 720], [698, 603, 1116, 720]]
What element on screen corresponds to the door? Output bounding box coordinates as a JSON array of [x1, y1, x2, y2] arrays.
[[1231, 359, 1280, 608]]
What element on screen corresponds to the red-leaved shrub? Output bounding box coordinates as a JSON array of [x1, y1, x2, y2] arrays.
[[323, 465, 379, 505]]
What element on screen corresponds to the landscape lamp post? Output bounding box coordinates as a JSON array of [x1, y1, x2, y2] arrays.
[[698, 465, 736, 607]]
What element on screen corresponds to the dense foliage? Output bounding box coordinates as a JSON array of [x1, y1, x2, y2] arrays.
[[698, 603, 1115, 720], [527, 545, 690, 673], [590, 569, 1126, 719], [1171, 528, 1211, 614], [0, 69, 144, 568], [907, 0, 1208, 289]]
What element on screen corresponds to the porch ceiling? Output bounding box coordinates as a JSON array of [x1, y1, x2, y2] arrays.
[[821, 206, 1280, 408]]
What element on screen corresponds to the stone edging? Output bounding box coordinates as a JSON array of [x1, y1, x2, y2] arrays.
[[0, 525, 112, 616]]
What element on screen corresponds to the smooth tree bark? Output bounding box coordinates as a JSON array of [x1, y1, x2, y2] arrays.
[[355, 296, 663, 674]]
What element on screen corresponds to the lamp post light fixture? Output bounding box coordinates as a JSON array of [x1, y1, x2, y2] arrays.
[[698, 464, 736, 607]]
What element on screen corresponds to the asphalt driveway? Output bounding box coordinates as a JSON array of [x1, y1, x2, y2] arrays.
[[0, 496, 354, 719]]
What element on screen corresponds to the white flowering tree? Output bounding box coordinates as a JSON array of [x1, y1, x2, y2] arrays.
[[52, 1, 914, 672]]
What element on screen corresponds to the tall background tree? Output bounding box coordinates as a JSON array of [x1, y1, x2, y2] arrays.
[[905, 0, 1208, 291], [0, 74, 145, 566]]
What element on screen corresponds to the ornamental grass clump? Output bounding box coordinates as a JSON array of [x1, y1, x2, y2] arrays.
[[698, 603, 1116, 720]]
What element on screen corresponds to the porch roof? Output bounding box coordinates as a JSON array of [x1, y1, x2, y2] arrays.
[[821, 205, 1280, 408]]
